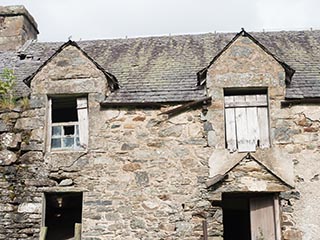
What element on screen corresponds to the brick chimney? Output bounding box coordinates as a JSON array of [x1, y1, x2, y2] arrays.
[[0, 5, 39, 51]]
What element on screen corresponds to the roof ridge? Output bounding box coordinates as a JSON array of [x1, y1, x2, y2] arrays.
[[32, 28, 320, 44]]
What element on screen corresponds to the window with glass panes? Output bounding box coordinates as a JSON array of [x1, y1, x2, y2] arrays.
[[48, 96, 88, 151]]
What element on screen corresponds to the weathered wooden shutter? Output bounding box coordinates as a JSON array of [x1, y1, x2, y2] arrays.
[[224, 94, 269, 152], [250, 196, 280, 240], [257, 95, 270, 148], [77, 97, 88, 148], [225, 96, 237, 152], [47, 98, 52, 152]]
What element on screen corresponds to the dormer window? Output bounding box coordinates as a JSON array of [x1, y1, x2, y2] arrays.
[[48, 96, 88, 151], [224, 89, 270, 152]]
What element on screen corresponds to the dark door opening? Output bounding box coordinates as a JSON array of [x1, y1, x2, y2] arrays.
[[222, 193, 280, 240], [222, 194, 251, 240], [44, 192, 83, 240]]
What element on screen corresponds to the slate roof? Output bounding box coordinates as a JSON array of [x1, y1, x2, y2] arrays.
[[2, 30, 320, 102]]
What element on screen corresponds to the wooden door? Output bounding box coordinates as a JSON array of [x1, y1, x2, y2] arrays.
[[250, 196, 280, 240]]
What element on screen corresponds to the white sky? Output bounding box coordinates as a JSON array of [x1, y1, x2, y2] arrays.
[[0, 0, 319, 42]]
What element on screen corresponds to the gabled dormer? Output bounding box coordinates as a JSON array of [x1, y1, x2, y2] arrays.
[[197, 29, 294, 92], [23, 40, 118, 95], [22, 40, 119, 155], [200, 29, 294, 152]]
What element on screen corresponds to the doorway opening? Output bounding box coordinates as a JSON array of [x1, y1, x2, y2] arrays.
[[44, 192, 83, 240], [222, 192, 280, 240]]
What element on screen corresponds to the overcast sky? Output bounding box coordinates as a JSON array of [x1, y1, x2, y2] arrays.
[[0, 0, 319, 42]]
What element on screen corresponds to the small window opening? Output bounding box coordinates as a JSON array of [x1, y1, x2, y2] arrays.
[[44, 192, 83, 240], [224, 87, 267, 96], [221, 193, 280, 240], [49, 96, 88, 150]]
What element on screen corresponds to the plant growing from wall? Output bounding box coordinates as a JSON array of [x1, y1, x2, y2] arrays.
[[0, 68, 16, 110], [0, 68, 29, 111], [19, 97, 29, 111]]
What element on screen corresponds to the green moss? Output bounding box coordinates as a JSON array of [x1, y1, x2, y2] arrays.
[[21, 130, 31, 145], [8, 185, 15, 191], [9, 192, 16, 201]]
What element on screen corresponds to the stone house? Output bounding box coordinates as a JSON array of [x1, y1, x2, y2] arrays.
[[0, 5, 319, 240]]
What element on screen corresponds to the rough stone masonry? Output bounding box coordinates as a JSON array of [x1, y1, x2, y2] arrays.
[[0, 5, 320, 240]]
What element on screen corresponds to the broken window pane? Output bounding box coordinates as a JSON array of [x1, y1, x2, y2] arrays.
[[51, 124, 79, 150], [64, 125, 75, 135]]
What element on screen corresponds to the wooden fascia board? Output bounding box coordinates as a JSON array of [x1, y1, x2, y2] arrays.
[[100, 97, 211, 109], [159, 97, 211, 117], [281, 98, 320, 107]]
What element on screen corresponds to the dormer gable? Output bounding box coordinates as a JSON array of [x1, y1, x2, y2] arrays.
[[23, 40, 119, 95], [197, 29, 294, 90]]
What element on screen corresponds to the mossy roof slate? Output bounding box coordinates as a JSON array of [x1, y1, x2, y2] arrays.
[[2, 30, 320, 102]]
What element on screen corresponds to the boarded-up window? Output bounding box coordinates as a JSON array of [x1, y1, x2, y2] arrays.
[[224, 93, 270, 152], [48, 96, 88, 151]]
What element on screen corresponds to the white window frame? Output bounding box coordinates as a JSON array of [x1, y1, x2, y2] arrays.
[[47, 96, 88, 151], [224, 92, 270, 152]]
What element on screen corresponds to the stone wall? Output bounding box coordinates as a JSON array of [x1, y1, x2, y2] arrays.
[[1, 32, 320, 240], [0, 98, 215, 240], [204, 33, 320, 240], [276, 105, 320, 240], [14, 43, 214, 240], [0, 106, 52, 240]]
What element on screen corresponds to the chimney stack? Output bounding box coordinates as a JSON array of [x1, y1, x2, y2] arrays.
[[0, 5, 39, 51]]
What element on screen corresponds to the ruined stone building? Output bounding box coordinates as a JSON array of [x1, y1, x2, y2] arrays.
[[0, 5, 320, 240]]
